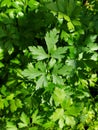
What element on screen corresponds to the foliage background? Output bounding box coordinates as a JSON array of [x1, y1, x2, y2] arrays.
[[0, 0, 98, 129]]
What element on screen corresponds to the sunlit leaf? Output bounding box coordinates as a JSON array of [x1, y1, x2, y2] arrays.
[[53, 87, 66, 106], [15, 99, 22, 108], [18, 123, 27, 128], [6, 121, 17, 130], [29, 127, 38, 130], [0, 62, 4, 68], [22, 63, 42, 79], [36, 74, 47, 89], [67, 21, 75, 32], [20, 112, 29, 126], [1, 0, 11, 7], [6, 93, 14, 100], [52, 47, 68, 60], [52, 74, 64, 85], [50, 108, 64, 121], [45, 28, 59, 53], [35, 61, 46, 72], [65, 116, 76, 127], [61, 30, 70, 42], [0, 98, 4, 109], [28, 0, 39, 10], [58, 64, 74, 76], [10, 100, 17, 112], [64, 15, 71, 22], [29, 46, 48, 60], [43, 121, 54, 129], [48, 58, 56, 69], [65, 104, 83, 117], [58, 118, 65, 129]]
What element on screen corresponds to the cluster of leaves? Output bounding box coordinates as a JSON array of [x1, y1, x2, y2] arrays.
[[0, 0, 98, 129]]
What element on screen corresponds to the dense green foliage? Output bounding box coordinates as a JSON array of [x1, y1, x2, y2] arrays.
[[0, 0, 98, 129]]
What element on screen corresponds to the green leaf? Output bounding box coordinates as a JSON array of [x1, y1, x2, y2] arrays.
[[53, 62, 62, 72], [66, 0, 76, 16], [1, 0, 11, 7], [52, 74, 64, 85], [0, 27, 6, 38], [52, 47, 68, 60], [45, 28, 59, 53], [50, 108, 64, 121], [12, 1, 24, 8], [44, 82, 55, 94], [18, 123, 27, 128], [11, 58, 20, 65], [10, 100, 17, 112], [36, 74, 47, 89], [20, 112, 30, 126], [28, 0, 39, 10], [58, 118, 65, 129], [22, 63, 42, 79], [53, 87, 66, 106], [36, 61, 46, 72], [85, 35, 97, 44], [61, 30, 70, 42], [45, 2, 58, 12], [87, 43, 98, 51], [6, 79, 16, 88], [29, 127, 38, 130], [48, 58, 56, 69], [0, 62, 4, 68], [65, 116, 76, 127], [15, 99, 22, 108], [61, 96, 73, 109], [56, 0, 66, 13], [0, 48, 4, 60], [6, 9, 15, 19], [67, 21, 75, 32], [64, 14, 71, 22], [58, 65, 72, 76], [29, 46, 48, 60], [43, 121, 54, 129], [0, 98, 4, 109], [65, 104, 82, 117], [72, 19, 81, 26], [0, 85, 6, 96], [32, 110, 43, 125], [7, 127, 17, 130], [51, 62, 64, 84], [6, 121, 17, 130], [84, 60, 97, 69], [5, 41, 14, 55], [6, 93, 14, 100]]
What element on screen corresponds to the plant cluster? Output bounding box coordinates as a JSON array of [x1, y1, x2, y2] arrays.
[[0, 0, 98, 129]]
